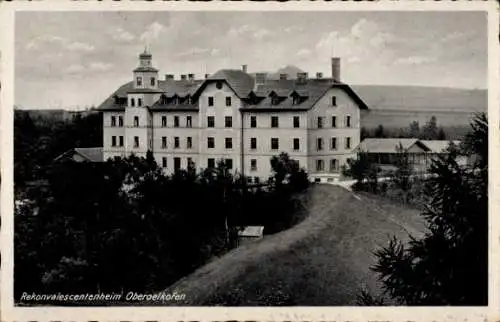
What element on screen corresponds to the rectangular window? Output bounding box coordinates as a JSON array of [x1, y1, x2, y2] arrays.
[[130, 98, 135, 107], [174, 116, 179, 128], [161, 116, 167, 127], [225, 116, 232, 128], [271, 116, 279, 128], [330, 159, 338, 172], [346, 115, 352, 128], [207, 137, 215, 149], [138, 98, 142, 107], [254, 176, 260, 184], [271, 138, 279, 150], [134, 116, 139, 127], [225, 138, 233, 149], [332, 116, 337, 128], [250, 159, 257, 171], [187, 137, 192, 149], [111, 116, 116, 127], [207, 158, 215, 168], [186, 116, 192, 128], [293, 116, 300, 128], [150, 77, 155, 86], [174, 137, 180, 148], [111, 136, 116, 147], [345, 137, 352, 149], [136, 77, 142, 86], [207, 116, 215, 128], [162, 157, 167, 168], [250, 138, 257, 150], [187, 157, 193, 168], [317, 117, 323, 129], [226, 97, 232, 106], [226, 159, 233, 170], [174, 157, 181, 171], [250, 116, 257, 128], [317, 138, 323, 151], [208, 96, 214, 106], [316, 159, 324, 172], [134, 136, 139, 148], [162, 136, 167, 149], [119, 136, 124, 147], [118, 116, 123, 127], [331, 137, 337, 150], [331, 96, 337, 106], [293, 138, 300, 151]]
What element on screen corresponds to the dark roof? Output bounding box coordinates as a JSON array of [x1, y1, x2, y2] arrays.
[[127, 88, 165, 94], [54, 147, 103, 162], [205, 69, 255, 98], [133, 66, 159, 72], [355, 138, 429, 153]]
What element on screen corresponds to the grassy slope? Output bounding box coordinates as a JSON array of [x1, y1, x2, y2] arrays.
[[158, 185, 426, 306]]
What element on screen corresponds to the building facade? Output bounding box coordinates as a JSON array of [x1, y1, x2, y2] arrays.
[[98, 50, 369, 183]]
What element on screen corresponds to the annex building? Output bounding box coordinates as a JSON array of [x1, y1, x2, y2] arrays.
[[97, 50, 369, 183]]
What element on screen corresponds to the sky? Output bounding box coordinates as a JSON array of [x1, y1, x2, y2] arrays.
[[15, 11, 487, 110]]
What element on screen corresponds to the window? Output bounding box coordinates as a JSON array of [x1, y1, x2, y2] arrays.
[[345, 137, 352, 149], [174, 157, 181, 171], [225, 138, 233, 149], [346, 115, 352, 128], [187, 157, 193, 167], [208, 158, 215, 168], [161, 116, 167, 127], [271, 116, 279, 128], [186, 116, 192, 128], [331, 137, 337, 150], [130, 98, 135, 107], [250, 138, 257, 150], [317, 137, 323, 151], [174, 137, 180, 148], [226, 158, 233, 170], [207, 116, 215, 128], [134, 136, 139, 148], [207, 137, 215, 149], [162, 136, 167, 149], [187, 137, 192, 149], [271, 138, 279, 150], [118, 116, 123, 127], [111, 116, 116, 127], [134, 116, 139, 127], [247, 177, 253, 184], [208, 96, 214, 106], [216, 81, 223, 89], [226, 97, 232, 107], [250, 159, 257, 171], [111, 136, 116, 147], [119, 136, 124, 147], [225, 116, 232, 128], [317, 117, 323, 128], [254, 176, 260, 184], [331, 96, 337, 106], [293, 116, 300, 128], [316, 159, 324, 171], [136, 77, 142, 86], [162, 157, 167, 168], [138, 98, 142, 107], [150, 77, 155, 86], [250, 116, 257, 128], [332, 116, 337, 128], [293, 138, 300, 151], [330, 159, 339, 172], [174, 116, 180, 128]]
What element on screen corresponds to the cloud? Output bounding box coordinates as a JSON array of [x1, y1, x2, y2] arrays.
[[89, 62, 113, 71], [284, 26, 303, 33], [25, 35, 66, 51], [66, 64, 85, 74], [66, 41, 95, 52], [227, 25, 271, 40], [140, 22, 168, 43], [441, 31, 469, 43], [110, 27, 135, 42], [296, 48, 312, 58], [394, 55, 437, 65]]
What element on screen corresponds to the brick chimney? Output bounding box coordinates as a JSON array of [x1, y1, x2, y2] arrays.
[[242, 65, 248, 73], [296, 72, 308, 84], [205, 73, 210, 79], [188, 73, 195, 81], [255, 72, 267, 85], [331, 57, 341, 82], [180, 74, 187, 81], [316, 72, 323, 79], [165, 74, 174, 80], [279, 73, 288, 80]]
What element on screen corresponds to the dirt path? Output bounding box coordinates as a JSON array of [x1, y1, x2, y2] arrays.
[[157, 185, 426, 306]]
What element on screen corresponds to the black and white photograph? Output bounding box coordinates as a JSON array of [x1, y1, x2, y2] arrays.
[[2, 3, 498, 319]]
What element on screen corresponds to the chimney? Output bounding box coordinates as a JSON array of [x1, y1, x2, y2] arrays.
[[255, 72, 267, 85], [279, 73, 288, 80], [180, 74, 187, 81], [165, 74, 174, 80], [242, 65, 248, 73], [331, 57, 341, 82], [296, 72, 308, 84], [316, 72, 323, 79], [188, 73, 195, 81], [205, 73, 210, 79]]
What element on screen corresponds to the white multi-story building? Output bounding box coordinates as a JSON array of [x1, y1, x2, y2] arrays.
[[98, 50, 369, 183]]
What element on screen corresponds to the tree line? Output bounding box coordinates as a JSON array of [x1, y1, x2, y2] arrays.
[[361, 116, 447, 140]]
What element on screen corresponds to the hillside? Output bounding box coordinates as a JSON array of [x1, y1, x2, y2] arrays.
[[155, 185, 426, 306]]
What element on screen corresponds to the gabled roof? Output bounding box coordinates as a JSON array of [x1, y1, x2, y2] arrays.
[[420, 140, 461, 153], [204, 69, 256, 98], [355, 138, 429, 154], [54, 147, 103, 162]]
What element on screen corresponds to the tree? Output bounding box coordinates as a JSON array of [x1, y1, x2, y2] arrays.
[[437, 127, 446, 140], [392, 143, 414, 205], [374, 125, 386, 138], [344, 152, 377, 190], [421, 116, 438, 140], [369, 113, 488, 305], [408, 121, 420, 138]]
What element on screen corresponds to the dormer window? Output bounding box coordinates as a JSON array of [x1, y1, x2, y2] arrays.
[[136, 77, 142, 86], [161, 95, 167, 104], [130, 98, 135, 107], [331, 96, 337, 106], [216, 81, 223, 90], [150, 77, 155, 86]]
